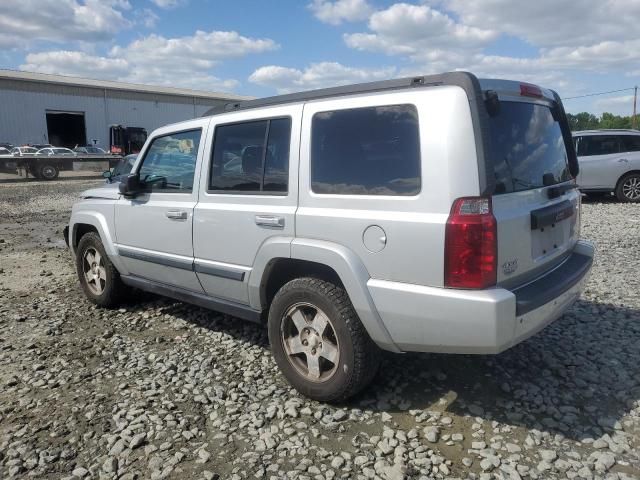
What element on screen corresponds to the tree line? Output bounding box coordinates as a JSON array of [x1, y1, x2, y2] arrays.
[[567, 112, 637, 131]]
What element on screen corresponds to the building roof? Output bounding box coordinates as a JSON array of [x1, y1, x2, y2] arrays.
[[0, 69, 251, 101]]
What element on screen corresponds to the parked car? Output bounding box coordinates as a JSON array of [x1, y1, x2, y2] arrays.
[[74, 145, 107, 155], [36, 147, 77, 156], [0, 142, 14, 150], [573, 129, 640, 202], [65, 73, 594, 401], [30, 143, 53, 150], [0, 147, 16, 171], [11, 146, 38, 156]]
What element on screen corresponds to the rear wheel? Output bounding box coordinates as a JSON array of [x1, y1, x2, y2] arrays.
[[268, 277, 380, 402], [38, 163, 59, 180], [75, 232, 125, 307], [615, 173, 640, 202]]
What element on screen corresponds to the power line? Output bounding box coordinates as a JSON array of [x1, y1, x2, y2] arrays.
[[563, 87, 636, 100]]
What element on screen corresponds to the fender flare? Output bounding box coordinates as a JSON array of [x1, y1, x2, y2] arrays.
[[250, 237, 400, 353], [70, 210, 129, 275]]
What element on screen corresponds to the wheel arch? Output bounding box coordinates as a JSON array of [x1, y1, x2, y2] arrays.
[[616, 169, 640, 187], [70, 211, 129, 275], [252, 237, 400, 353]]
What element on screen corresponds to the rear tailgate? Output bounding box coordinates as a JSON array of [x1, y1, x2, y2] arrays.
[[482, 87, 581, 288]]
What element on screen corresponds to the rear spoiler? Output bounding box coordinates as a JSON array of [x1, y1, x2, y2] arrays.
[[551, 90, 580, 178]]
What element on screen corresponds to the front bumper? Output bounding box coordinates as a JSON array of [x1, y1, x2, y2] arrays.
[[368, 240, 594, 354]]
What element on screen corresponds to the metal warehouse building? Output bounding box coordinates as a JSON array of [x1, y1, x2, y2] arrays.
[[0, 70, 249, 149]]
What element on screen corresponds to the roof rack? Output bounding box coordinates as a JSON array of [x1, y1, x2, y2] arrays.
[[202, 71, 479, 117]]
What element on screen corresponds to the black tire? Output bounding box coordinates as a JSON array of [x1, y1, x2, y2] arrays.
[[615, 173, 640, 203], [38, 163, 59, 180], [75, 232, 125, 308], [268, 277, 380, 402]]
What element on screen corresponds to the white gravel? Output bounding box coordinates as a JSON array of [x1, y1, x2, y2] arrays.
[[0, 181, 639, 480]]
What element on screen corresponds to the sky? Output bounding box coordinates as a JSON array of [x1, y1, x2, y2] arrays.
[[0, 0, 639, 116]]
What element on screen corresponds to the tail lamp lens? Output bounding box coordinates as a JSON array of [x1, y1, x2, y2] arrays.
[[444, 197, 497, 289]]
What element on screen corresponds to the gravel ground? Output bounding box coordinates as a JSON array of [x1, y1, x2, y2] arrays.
[[1, 179, 639, 480]]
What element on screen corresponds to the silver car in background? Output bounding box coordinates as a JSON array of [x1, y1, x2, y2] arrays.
[[573, 129, 640, 202]]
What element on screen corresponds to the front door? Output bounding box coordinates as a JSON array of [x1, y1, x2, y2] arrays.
[[115, 124, 206, 292], [193, 105, 302, 305]]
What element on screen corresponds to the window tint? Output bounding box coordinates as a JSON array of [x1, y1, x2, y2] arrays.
[[490, 102, 571, 194], [579, 135, 621, 156], [210, 117, 291, 193], [622, 135, 640, 152], [137, 129, 201, 193], [311, 105, 420, 195]]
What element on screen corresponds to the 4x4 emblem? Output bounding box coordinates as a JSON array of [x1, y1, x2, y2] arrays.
[[502, 259, 518, 275]]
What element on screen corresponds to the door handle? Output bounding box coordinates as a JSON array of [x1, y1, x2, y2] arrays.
[[255, 215, 285, 228], [166, 210, 188, 220], [618, 158, 629, 163]]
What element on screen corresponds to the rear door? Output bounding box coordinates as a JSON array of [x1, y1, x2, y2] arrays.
[[487, 97, 581, 288], [193, 105, 301, 305], [577, 135, 624, 189]]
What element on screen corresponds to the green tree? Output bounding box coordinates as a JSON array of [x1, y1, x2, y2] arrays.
[[566, 112, 635, 131]]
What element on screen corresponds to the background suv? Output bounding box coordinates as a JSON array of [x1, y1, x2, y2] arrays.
[[573, 129, 640, 202]]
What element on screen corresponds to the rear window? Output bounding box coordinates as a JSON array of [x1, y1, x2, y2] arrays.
[[490, 102, 572, 194], [311, 105, 420, 195]]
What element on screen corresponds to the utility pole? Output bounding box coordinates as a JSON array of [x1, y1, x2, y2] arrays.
[[634, 86, 638, 130]]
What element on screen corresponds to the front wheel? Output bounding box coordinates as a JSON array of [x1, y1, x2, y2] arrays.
[[268, 277, 380, 402], [616, 173, 640, 202], [75, 232, 125, 307]]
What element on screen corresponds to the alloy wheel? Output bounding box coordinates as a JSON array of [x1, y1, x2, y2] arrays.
[[83, 247, 106, 295], [280, 302, 340, 382], [622, 176, 640, 201]]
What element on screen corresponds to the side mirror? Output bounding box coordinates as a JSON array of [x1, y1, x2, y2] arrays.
[[119, 173, 143, 197]]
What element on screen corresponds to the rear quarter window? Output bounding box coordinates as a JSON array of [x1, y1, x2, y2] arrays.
[[311, 104, 420, 196]]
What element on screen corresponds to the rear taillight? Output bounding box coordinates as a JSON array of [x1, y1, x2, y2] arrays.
[[444, 197, 497, 289]]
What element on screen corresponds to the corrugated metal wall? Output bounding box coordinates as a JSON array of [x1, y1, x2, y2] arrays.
[[0, 79, 229, 148]]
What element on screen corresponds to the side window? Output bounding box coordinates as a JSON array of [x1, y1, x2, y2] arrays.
[[311, 104, 420, 195], [210, 117, 291, 193], [581, 135, 621, 156], [137, 129, 201, 193], [622, 135, 640, 152]]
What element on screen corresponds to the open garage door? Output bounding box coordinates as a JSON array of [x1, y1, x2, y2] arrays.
[[46, 110, 86, 148]]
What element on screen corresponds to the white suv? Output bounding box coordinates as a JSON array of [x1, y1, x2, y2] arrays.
[[65, 72, 594, 401], [573, 129, 640, 202]]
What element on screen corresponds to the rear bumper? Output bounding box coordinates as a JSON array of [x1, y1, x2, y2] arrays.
[[368, 240, 594, 354]]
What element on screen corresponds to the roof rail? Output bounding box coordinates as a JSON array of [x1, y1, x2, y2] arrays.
[[202, 71, 479, 117]]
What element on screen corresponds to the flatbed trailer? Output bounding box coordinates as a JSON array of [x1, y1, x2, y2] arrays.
[[6, 155, 122, 180]]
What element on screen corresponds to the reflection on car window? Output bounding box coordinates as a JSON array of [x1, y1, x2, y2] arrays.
[[311, 105, 421, 195], [138, 129, 201, 193], [210, 118, 291, 193], [490, 102, 572, 194]]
